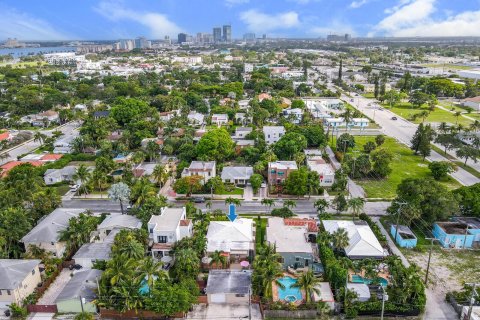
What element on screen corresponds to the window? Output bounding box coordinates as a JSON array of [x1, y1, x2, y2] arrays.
[[51, 242, 55, 245], [157, 236, 167, 243], [235, 294, 245, 297], [31, 269, 35, 275], [149, 228, 153, 234], [295, 257, 300, 262], [7, 290, 11, 295]]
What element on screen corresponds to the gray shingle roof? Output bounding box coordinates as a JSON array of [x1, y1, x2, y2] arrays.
[[221, 166, 253, 181], [0, 259, 41, 289], [21, 208, 87, 244], [206, 270, 252, 295], [55, 269, 103, 302]]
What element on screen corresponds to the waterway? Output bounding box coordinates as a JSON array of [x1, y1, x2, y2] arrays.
[[0, 46, 76, 58]]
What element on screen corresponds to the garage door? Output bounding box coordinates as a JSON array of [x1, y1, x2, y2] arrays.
[[210, 294, 226, 303]]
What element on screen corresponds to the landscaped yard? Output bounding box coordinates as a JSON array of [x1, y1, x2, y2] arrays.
[[332, 136, 461, 198], [386, 103, 473, 126], [255, 218, 267, 252], [216, 187, 244, 195], [54, 184, 71, 196]]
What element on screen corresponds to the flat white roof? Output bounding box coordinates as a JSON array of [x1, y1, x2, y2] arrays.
[[266, 217, 313, 253], [207, 219, 254, 253], [148, 207, 185, 232]]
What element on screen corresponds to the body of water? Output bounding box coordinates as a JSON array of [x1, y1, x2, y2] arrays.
[[0, 46, 76, 58]]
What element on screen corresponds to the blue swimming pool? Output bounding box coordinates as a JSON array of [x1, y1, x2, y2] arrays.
[[351, 274, 388, 287], [277, 276, 302, 302], [139, 279, 150, 295]]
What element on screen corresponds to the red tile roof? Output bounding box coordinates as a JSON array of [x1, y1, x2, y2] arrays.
[[0, 161, 43, 176], [180, 219, 191, 226], [40, 154, 63, 161], [0, 132, 10, 141], [284, 218, 318, 232]]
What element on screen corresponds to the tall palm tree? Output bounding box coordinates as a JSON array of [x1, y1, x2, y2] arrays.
[[341, 108, 354, 131], [135, 257, 167, 291], [205, 200, 213, 211], [257, 261, 285, 298], [454, 111, 462, 124], [347, 197, 365, 221], [104, 257, 134, 286], [116, 239, 144, 260], [131, 178, 156, 207], [225, 197, 241, 207], [33, 131, 46, 144], [91, 169, 108, 198], [470, 120, 480, 133], [73, 164, 91, 197], [292, 270, 321, 303], [331, 228, 349, 251], [261, 198, 275, 214], [112, 277, 143, 312], [438, 122, 449, 134], [283, 199, 296, 209], [209, 250, 228, 269], [152, 164, 168, 187], [314, 199, 329, 215]]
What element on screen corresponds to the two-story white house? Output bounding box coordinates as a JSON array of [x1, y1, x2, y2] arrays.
[[181, 161, 216, 183], [148, 207, 193, 261], [282, 108, 303, 124], [211, 114, 229, 126], [263, 126, 285, 145]]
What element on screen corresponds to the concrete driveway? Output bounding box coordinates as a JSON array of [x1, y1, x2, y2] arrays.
[[185, 303, 262, 320]]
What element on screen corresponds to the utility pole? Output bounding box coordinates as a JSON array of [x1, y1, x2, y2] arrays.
[[465, 283, 478, 320], [393, 202, 407, 245], [79, 295, 84, 313], [380, 285, 388, 320], [424, 238, 440, 285]]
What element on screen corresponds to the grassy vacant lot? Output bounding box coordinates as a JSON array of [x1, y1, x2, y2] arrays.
[[255, 218, 267, 252], [386, 103, 473, 126], [332, 136, 461, 198], [421, 63, 473, 70], [0, 61, 46, 68]]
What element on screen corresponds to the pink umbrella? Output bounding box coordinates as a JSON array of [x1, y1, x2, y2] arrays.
[[240, 261, 250, 267]]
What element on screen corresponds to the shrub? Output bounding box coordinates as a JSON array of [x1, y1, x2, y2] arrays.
[[271, 207, 294, 218], [334, 151, 344, 162]]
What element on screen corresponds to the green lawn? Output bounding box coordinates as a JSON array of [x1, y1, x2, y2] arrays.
[[255, 218, 267, 252], [467, 113, 480, 121], [216, 187, 244, 195], [0, 61, 47, 68], [54, 184, 71, 196], [332, 136, 461, 198], [421, 64, 473, 70], [362, 92, 375, 99], [386, 103, 473, 126]]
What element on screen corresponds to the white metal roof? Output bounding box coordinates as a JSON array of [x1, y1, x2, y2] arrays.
[[206, 219, 254, 253]]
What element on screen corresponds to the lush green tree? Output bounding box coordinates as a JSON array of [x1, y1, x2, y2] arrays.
[[336, 133, 355, 153], [0, 208, 31, 258], [173, 176, 203, 196], [456, 145, 480, 165], [196, 128, 234, 162], [333, 193, 348, 213], [151, 164, 168, 187], [375, 134, 385, 146], [59, 211, 101, 253], [435, 133, 460, 154], [409, 91, 430, 108], [273, 132, 307, 160], [453, 183, 480, 217], [348, 197, 365, 221], [172, 248, 200, 281], [428, 161, 456, 180], [284, 167, 308, 196], [250, 173, 263, 194], [331, 228, 349, 251], [363, 141, 376, 153], [371, 148, 393, 177], [390, 178, 459, 223], [209, 250, 228, 268]]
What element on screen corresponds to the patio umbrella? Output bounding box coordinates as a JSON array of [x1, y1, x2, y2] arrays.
[[240, 261, 250, 267]]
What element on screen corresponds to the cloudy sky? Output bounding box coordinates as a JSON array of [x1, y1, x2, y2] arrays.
[[0, 0, 479, 40]]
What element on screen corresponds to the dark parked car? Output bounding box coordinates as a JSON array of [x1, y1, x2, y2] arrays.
[[192, 197, 206, 203], [391, 116, 398, 120]]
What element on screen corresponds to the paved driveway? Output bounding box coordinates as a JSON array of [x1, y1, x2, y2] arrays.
[[185, 303, 262, 320]]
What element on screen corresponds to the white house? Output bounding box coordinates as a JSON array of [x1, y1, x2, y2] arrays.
[[234, 113, 251, 125], [325, 118, 344, 128], [181, 161, 216, 183], [188, 111, 205, 126], [21, 208, 87, 257], [43, 166, 78, 185], [148, 207, 192, 260], [322, 220, 387, 259], [351, 118, 370, 128], [221, 166, 253, 186], [211, 114, 229, 126], [233, 127, 252, 139], [206, 219, 254, 262], [0, 259, 42, 308], [263, 126, 285, 145], [307, 158, 335, 187], [282, 108, 303, 124]]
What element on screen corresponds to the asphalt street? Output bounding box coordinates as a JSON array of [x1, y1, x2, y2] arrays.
[[61, 198, 391, 217]]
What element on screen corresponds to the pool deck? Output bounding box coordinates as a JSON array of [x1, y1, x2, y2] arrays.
[[348, 268, 391, 284], [271, 274, 305, 306]]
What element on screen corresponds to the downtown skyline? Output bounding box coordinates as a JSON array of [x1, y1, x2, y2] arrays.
[[0, 0, 479, 41]]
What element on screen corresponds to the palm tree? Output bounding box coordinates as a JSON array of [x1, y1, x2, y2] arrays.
[[112, 277, 143, 312], [420, 110, 430, 123], [438, 122, 449, 134], [261, 198, 275, 214], [225, 197, 241, 207], [33, 131, 46, 144], [209, 250, 228, 269], [283, 199, 296, 209], [145, 140, 160, 162], [73, 164, 91, 197], [135, 257, 167, 291], [205, 200, 213, 212], [91, 169, 108, 198], [152, 164, 168, 188], [116, 239, 145, 260], [314, 199, 329, 215], [341, 108, 354, 131], [292, 270, 321, 303], [256, 261, 285, 298], [131, 178, 156, 206], [331, 228, 349, 251], [347, 197, 365, 221], [454, 111, 462, 124], [470, 120, 480, 133]]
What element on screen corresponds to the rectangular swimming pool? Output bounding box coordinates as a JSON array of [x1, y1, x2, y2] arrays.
[[351, 274, 388, 287]]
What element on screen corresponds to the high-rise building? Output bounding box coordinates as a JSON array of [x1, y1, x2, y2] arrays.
[[327, 34, 352, 42], [119, 39, 135, 50], [178, 33, 187, 44], [243, 33, 256, 42], [213, 27, 222, 43], [223, 25, 232, 43], [134, 36, 151, 49]]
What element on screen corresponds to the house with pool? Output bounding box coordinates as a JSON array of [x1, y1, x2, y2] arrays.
[[266, 217, 319, 270]]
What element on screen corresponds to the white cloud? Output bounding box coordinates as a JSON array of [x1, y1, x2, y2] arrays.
[[225, 0, 249, 7], [349, 0, 372, 9], [370, 0, 480, 37], [0, 6, 70, 40], [240, 10, 300, 32], [94, 1, 181, 38]]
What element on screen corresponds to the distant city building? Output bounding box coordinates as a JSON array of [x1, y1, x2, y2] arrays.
[[3, 38, 25, 48], [118, 39, 135, 50], [243, 33, 256, 42], [327, 34, 351, 42], [134, 36, 151, 49], [213, 27, 222, 43], [76, 44, 113, 54], [177, 33, 187, 44], [223, 24, 232, 43], [44, 52, 84, 65]]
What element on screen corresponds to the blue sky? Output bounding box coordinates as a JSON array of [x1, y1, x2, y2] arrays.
[[0, 0, 479, 40]]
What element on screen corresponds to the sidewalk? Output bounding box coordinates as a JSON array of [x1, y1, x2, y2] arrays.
[[326, 146, 366, 198]]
